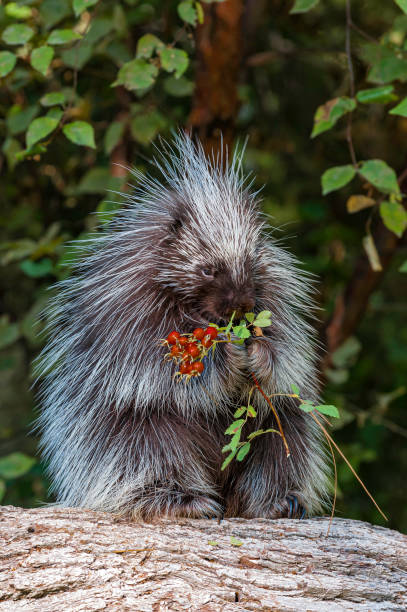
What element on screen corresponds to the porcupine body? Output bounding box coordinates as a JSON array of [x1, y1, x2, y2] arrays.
[[36, 134, 330, 520]]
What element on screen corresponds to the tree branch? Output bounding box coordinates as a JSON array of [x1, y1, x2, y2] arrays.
[[188, 0, 244, 158], [1, 506, 406, 610]]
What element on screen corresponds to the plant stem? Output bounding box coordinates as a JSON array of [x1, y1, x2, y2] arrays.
[[250, 373, 290, 458]]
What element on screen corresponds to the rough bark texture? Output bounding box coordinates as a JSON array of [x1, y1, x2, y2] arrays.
[[188, 0, 244, 157], [1, 506, 406, 611]]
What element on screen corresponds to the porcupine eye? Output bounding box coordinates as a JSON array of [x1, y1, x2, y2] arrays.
[[201, 266, 216, 279]]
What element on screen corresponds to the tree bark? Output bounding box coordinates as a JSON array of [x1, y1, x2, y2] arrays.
[[1, 506, 406, 611], [188, 0, 244, 158]]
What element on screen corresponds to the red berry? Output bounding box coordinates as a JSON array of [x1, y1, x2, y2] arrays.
[[186, 342, 200, 358], [167, 331, 180, 345], [178, 336, 188, 347], [205, 326, 218, 340], [179, 361, 192, 375], [201, 337, 213, 349], [190, 361, 204, 375], [170, 345, 181, 358], [193, 327, 205, 340], [181, 351, 192, 362]]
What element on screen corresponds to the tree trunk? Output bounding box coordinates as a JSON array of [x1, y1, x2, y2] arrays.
[[0, 506, 406, 611]]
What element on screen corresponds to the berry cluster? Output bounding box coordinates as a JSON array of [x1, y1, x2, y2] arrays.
[[164, 326, 218, 379]]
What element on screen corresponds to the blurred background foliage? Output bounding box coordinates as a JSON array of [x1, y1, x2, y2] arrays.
[[0, 0, 406, 531]]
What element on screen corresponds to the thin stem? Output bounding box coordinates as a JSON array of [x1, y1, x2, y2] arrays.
[[250, 373, 290, 458], [324, 433, 337, 538], [345, 0, 357, 168], [310, 411, 388, 521], [350, 20, 378, 45]]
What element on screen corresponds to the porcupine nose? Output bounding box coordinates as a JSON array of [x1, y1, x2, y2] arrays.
[[223, 290, 255, 319]]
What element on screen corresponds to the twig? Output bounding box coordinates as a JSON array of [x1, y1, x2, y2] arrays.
[[345, 0, 357, 167], [250, 373, 290, 458], [310, 411, 388, 521], [349, 20, 378, 44], [324, 433, 337, 538]]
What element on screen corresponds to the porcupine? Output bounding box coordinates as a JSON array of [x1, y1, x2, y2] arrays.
[[35, 133, 330, 520]]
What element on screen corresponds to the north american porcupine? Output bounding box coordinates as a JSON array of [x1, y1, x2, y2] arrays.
[[36, 134, 330, 520]]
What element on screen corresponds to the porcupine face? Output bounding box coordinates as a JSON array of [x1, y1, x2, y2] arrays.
[[154, 197, 260, 323], [149, 138, 263, 324]]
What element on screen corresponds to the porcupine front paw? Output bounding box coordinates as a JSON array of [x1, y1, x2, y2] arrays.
[[246, 336, 273, 379]]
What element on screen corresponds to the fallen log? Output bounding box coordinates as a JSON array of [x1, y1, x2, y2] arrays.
[[0, 506, 406, 611]]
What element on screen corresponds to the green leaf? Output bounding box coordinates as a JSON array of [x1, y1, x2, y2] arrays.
[[113, 58, 158, 91], [367, 46, 407, 84], [130, 109, 166, 145], [290, 0, 319, 12], [0, 316, 20, 349], [178, 1, 198, 26], [291, 384, 300, 395], [380, 201, 407, 237], [389, 97, 407, 117], [208, 540, 219, 546], [6, 104, 39, 135], [234, 407, 246, 418], [47, 29, 82, 45], [356, 85, 397, 105], [63, 121, 95, 148], [331, 336, 361, 368], [321, 165, 356, 195], [104, 121, 125, 155], [96, 199, 121, 225], [0, 452, 36, 479], [46, 108, 63, 123], [399, 260, 407, 272], [0, 51, 17, 77], [73, 0, 99, 16], [163, 75, 194, 97], [2, 24, 34, 45], [236, 442, 251, 461], [225, 419, 245, 435], [299, 403, 315, 413], [311, 97, 356, 138], [5, 2, 33, 19], [159, 47, 189, 78], [315, 404, 340, 418], [26, 117, 59, 148], [245, 312, 255, 323], [20, 258, 53, 278], [0, 479, 5, 503], [72, 168, 123, 194], [247, 406, 257, 418], [221, 449, 237, 470], [196, 2, 204, 23], [40, 92, 66, 107], [31, 46, 54, 75], [60, 42, 93, 70], [15, 143, 48, 162], [394, 0, 407, 14], [2, 137, 22, 170], [359, 159, 400, 195], [136, 33, 164, 59], [230, 536, 243, 547], [39, 0, 71, 29], [363, 234, 382, 272], [232, 325, 251, 339], [252, 311, 272, 327]]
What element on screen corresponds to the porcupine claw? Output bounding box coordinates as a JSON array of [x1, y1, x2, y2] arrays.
[[286, 494, 307, 519]]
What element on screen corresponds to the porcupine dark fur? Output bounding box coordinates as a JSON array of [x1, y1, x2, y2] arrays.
[[35, 133, 330, 520]]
